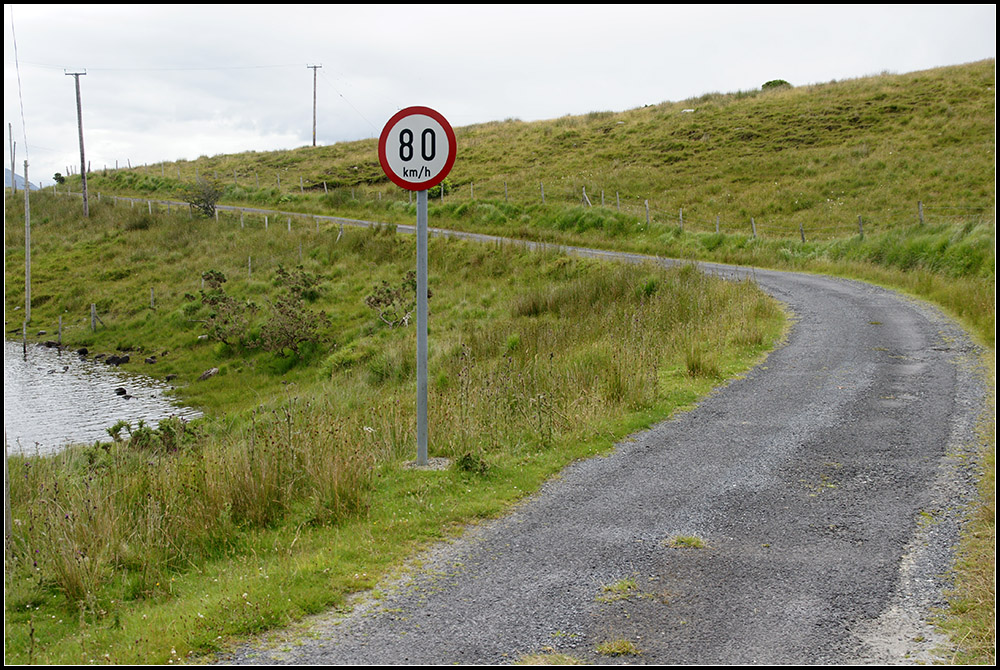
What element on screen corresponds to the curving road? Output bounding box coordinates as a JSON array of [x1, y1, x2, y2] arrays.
[[215, 237, 986, 665]]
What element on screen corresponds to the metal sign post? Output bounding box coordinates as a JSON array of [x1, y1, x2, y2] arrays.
[[378, 106, 456, 466]]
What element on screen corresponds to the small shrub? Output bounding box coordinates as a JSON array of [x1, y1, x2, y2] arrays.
[[365, 270, 429, 328], [184, 177, 224, 218], [455, 451, 490, 475], [762, 79, 792, 90]]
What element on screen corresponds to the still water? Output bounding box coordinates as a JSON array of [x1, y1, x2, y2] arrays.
[[4, 339, 202, 455]]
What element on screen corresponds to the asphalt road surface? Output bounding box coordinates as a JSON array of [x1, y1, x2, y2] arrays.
[[218, 252, 987, 665]]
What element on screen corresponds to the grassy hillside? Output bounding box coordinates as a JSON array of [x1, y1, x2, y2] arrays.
[[49, 60, 994, 345], [64, 59, 994, 241]]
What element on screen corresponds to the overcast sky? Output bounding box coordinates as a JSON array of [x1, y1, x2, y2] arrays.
[[4, 4, 996, 188]]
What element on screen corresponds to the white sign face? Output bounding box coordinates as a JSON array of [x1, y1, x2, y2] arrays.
[[378, 106, 456, 191]]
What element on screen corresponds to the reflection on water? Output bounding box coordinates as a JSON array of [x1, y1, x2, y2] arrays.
[[4, 339, 202, 455]]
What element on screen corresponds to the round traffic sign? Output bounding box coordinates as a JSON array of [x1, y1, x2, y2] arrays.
[[378, 106, 456, 191]]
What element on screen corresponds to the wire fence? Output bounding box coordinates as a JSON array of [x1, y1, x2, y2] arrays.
[[35, 162, 996, 244], [9, 182, 994, 348]]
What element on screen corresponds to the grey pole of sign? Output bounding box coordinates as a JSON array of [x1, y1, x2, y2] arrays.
[[415, 188, 429, 466]]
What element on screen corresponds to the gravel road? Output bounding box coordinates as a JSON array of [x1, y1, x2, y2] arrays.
[[216, 255, 988, 665]]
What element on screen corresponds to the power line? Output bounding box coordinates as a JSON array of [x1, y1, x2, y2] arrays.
[[18, 60, 305, 73], [9, 5, 30, 162], [317, 69, 380, 135]]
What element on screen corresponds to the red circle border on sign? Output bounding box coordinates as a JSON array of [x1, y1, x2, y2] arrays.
[[378, 106, 457, 191]]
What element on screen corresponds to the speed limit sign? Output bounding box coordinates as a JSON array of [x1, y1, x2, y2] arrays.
[[377, 106, 457, 468], [378, 106, 456, 191]]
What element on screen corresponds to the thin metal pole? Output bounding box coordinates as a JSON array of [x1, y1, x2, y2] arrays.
[[23, 160, 30, 322], [8, 123, 14, 195], [416, 189, 429, 466]]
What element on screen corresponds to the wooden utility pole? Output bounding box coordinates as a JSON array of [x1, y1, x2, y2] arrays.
[[307, 64, 322, 146], [66, 70, 89, 216]]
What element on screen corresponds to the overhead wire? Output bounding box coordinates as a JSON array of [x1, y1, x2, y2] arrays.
[[317, 68, 382, 137], [9, 5, 30, 164]]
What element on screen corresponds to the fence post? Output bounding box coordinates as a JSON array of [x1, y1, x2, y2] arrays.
[[504, 181, 508, 202], [858, 215, 864, 239], [679, 208, 684, 231], [750, 218, 757, 238], [91, 304, 97, 332], [715, 215, 720, 234], [918, 200, 924, 225], [582, 187, 591, 207], [540, 182, 545, 204], [799, 223, 805, 243], [150, 287, 155, 309], [645, 200, 650, 226], [616, 192, 620, 211]]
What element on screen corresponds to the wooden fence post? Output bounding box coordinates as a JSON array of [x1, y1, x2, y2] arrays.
[[750, 218, 757, 238]]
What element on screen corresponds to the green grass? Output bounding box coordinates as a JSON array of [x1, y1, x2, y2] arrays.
[[64, 60, 994, 244], [595, 637, 642, 657], [596, 578, 640, 603], [666, 535, 708, 549], [4, 194, 785, 664]]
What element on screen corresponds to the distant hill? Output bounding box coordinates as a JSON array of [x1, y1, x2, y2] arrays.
[[5, 168, 39, 191], [56, 59, 996, 238]]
